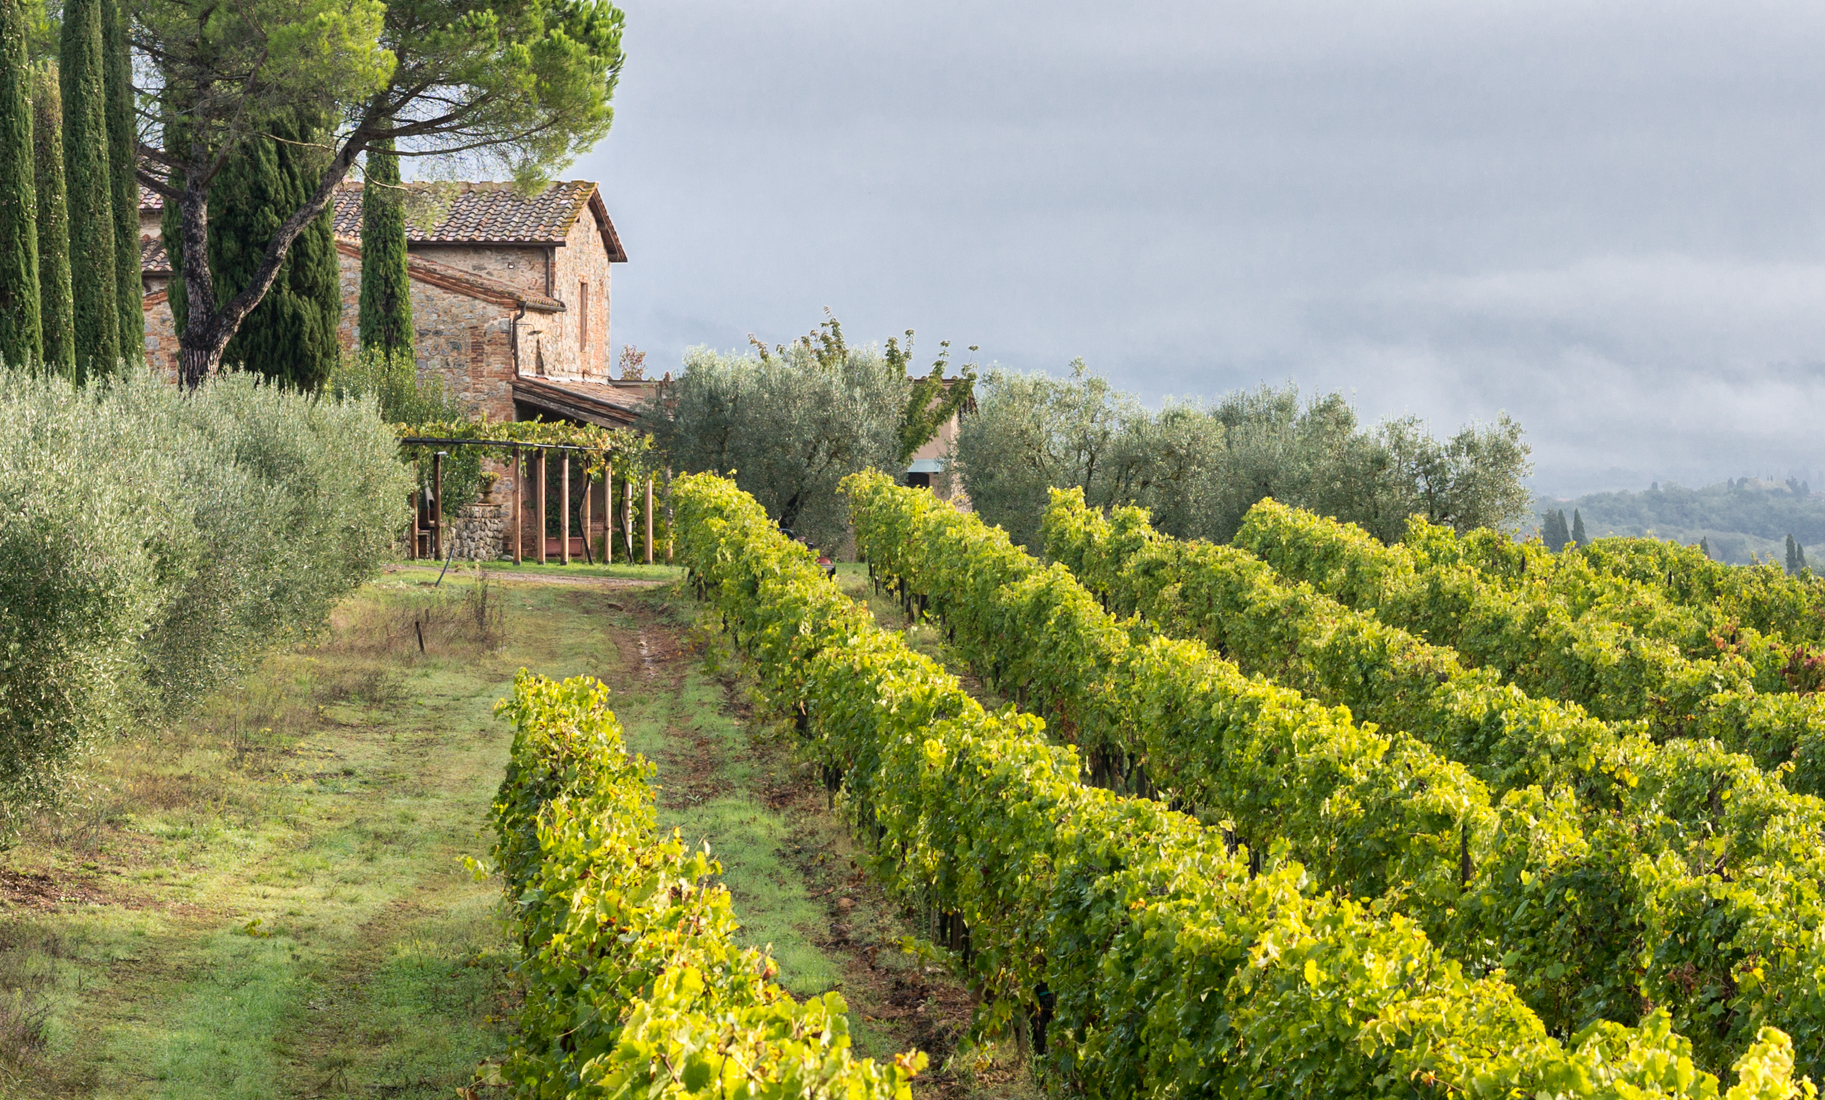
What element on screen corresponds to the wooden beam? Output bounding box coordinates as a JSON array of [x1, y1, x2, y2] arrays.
[[512, 449, 523, 565], [623, 478, 634, 561], [580, 467, 592, 565], [604, 466, 613, 563], [432, 452, 444, 561], [644, 477, 653, 564], [535, 450, 548, 565], [560, 453, 571, 565]]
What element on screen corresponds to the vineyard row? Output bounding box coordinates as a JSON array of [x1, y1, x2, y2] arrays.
[[851, 473, 1825, 1078], [675, 470, 1808, 1099], [1234, 501, 1825, 794], [489, 672, 923, 1098]]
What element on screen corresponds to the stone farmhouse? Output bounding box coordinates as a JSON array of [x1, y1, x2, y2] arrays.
[[139, 180, 658, 429]]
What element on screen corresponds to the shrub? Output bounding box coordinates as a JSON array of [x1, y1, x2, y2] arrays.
[[0, 366, 410, 821]]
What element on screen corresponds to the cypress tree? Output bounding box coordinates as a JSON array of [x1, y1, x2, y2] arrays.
[[1799, 541, 1810, 574], [0, 0, 40, 370], [201, 112, 340, 390], [60, 0, 118, 381], [1788, 535, 1800, 575], [1542, 509, 1568, 552], [103, 0, 141, 364], [32, 62, 72, 377], [1571, 508, 1587, 548], [358, 135, 413, 356], [1700, 536, 1711, 560]]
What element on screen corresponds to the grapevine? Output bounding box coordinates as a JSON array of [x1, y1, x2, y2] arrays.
[[673, 471, 1813, 1098]]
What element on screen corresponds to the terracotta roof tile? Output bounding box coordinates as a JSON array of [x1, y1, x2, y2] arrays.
[[142, 180, 626, 258], [332, 181, 621, 255], [142, 236, 169, 274]]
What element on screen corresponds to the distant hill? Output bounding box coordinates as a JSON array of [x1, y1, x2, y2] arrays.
[[1540, 477, 1825, 565]]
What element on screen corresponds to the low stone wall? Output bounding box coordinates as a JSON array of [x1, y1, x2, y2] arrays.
[[449, 496, 512, 561]]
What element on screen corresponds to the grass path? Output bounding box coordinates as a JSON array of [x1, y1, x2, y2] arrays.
[[0, 563, 1026, 1099], [0, 572, 626, 1098]]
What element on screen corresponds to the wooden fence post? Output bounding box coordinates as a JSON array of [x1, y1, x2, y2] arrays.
[[512, 447, 523, 565], [432, 451, 444, 561], [644, 476, 654, 564], [560, 452, 572, 565], [535, 449, 548, 565]]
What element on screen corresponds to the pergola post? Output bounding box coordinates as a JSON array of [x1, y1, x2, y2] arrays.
[[535, 449, 548, 565], [580, 465, 592, 564], [560, 453, 571, 565], [512, 448, 523, 565], [644, 477, 654, 564], [623, 478, 634, 561], [432, 451, 444, 561], [604, 466, 613, 563]]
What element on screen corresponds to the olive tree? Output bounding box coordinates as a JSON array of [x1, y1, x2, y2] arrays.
[[955, 368, 1533, 549], [643, 332, 903, 552]]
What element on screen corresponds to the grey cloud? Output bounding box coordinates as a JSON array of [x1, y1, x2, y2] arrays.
[[575, 0, 1825, 492]]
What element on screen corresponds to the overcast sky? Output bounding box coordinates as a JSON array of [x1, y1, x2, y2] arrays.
[[570, 0, 1825, 495]]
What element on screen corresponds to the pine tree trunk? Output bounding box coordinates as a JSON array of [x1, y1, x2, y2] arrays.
[[358, 134, 413, 356], [60, 0, 119, 382], [31, 63, 73, 377], [102, 0, 141, 364], [0, 0, 41, 370]]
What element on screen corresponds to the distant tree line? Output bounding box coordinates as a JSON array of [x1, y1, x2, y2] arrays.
[[954, 363, 1534, 550], [1548, 477, 1825, 566], [641, 328, 1536, 555]]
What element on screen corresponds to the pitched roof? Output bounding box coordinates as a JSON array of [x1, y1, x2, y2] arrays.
[[140, 179, 628, 260], [333, 181, 627, 261]]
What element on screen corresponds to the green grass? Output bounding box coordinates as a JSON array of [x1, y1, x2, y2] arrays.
[[0, 573, 627, 1099], [0, 566, 1035, 1099]]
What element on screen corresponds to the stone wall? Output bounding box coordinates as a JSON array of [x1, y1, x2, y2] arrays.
[[329, 245, 523, 423]]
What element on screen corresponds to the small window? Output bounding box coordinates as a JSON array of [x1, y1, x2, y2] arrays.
[[579, 281, 589, 348]]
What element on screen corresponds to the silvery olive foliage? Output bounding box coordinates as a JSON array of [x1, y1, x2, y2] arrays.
[[642, 326, 905, 552], [0, 366, 410, 823], [954, 364, 1533, 550]]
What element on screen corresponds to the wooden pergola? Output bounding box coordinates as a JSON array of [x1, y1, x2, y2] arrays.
[[401, 436, 657, 566]]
